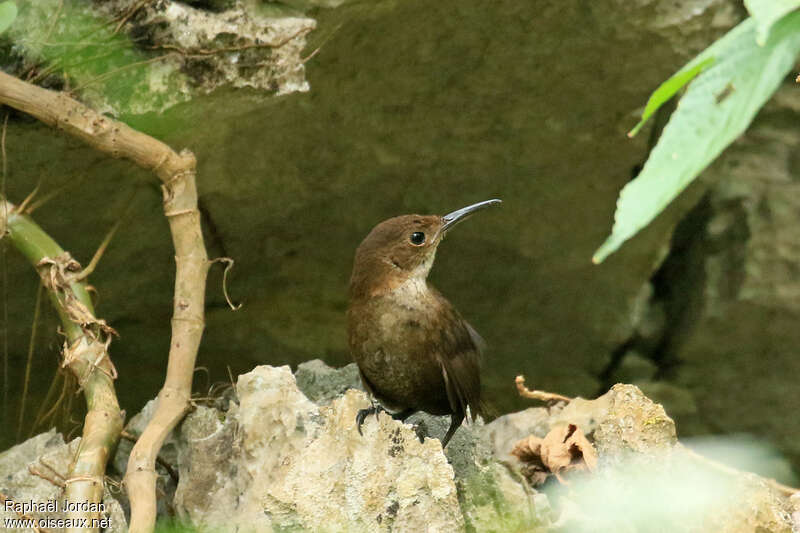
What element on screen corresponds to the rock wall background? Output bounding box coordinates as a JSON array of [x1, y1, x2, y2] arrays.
[[0, 0, 798, 479]]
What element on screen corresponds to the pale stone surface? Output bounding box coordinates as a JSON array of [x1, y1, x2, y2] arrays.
[[295, 358, 363, 404], [294, 360, 546, 531], [174, 365, 467, 532], [489, 384, 794, 533], [652, 84, 800, 469], [593, 383, 677, 456], [12, 0, 315, 115], [0, 431, 127, 532]]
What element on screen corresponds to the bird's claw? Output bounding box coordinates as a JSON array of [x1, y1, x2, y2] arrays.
[[411, 420, 428, 444], [356, 404, 386, 436]]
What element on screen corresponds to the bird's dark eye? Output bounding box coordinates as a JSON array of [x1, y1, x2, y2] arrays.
[[409, 231, 426, 245]]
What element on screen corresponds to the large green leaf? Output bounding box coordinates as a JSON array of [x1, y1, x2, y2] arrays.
[[0, 1, 17, 35], [628, 57, 714, 138], [626, 17, 758, 137], [745, 0, 800, 45], [593, 13, 800, 264]]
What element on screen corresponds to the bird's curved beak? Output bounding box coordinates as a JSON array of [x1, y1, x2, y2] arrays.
[[441, 199, 502, 233]]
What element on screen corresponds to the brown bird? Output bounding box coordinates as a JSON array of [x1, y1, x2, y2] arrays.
[[348, 199, 501, 447]]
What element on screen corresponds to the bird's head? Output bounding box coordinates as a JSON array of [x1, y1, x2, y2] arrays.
[[349, 199, 501, 298]]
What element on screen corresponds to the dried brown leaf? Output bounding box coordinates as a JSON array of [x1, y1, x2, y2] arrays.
[[511, 434, 543, 463], [540, 423, 597, 477]]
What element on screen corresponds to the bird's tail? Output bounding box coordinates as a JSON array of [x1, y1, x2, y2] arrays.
[[469, 398, 497, 423]]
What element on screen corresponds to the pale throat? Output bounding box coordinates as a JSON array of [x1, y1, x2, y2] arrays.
[[387, 254, 436, 304]]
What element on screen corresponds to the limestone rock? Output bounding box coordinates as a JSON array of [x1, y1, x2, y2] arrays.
[[300, 360, 548, 531], [174, 365, 466, 532], [656, 83, 800, 469], [294, 358, 363, 404], [592, 383, 677, 456], [490, 384, 793, 532], [592, 0, 742, 56], [11, 0, 315, 115], [0, 431, 127, 532]]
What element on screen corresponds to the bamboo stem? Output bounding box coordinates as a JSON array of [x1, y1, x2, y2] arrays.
[[1, 200, 123, 533], [0, 70, 210, 533]]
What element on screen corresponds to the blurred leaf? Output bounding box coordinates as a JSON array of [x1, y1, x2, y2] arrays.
[[628, 56, 715, 138], [0, 1, 17, 35], [745, 0, 800, 45], [593, 14, 800, 263], [11, 0, 187, 116]]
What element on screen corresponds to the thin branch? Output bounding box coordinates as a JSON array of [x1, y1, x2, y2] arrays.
[[77, 189, 138, 281], [70, 54, 176, 92], [515, 375, 572, 404], [17, 282, 44, 440], [0, 69, 210, 533], [2, 199, 123, 531], [28, 465, 66, 489], [210, 257, 241, 310], [25, 172, 91, 215], [147, 27, 312, 57], [30, 369, 68, 437], [113, 0, 155, 34], [1, 112, 7, 424], [0, 491, 50, 533], [16, 181, 41, 214]]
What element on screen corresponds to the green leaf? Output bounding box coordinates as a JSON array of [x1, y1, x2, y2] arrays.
[[593, 13, 800, 264], [745, 0, 800, 45], [627, 18, 764, 138], [628, 56, 715, 138], [0, 1, 17, 35]]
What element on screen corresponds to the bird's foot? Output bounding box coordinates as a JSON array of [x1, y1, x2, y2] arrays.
[[410, 419, 428, 444], [356, 404, 386, 436]]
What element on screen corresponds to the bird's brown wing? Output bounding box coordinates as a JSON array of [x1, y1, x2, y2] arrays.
[[430, 294, 484, 421]]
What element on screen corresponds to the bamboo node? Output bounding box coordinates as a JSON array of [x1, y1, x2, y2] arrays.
[[37, 253, 119, 340]]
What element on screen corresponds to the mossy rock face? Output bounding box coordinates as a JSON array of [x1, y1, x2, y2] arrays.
[[12, 0, 800, 476]]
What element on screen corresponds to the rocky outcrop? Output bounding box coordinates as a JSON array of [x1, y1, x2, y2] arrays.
[[0, 430, 126, 532], [613, 84, 800, 471], [165, 363, 795, 532], [2, 363, 796, 531], [10, 0, 314, 115], [174, 365, 467, 532]]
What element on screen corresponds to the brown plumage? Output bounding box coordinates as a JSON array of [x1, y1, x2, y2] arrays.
[[348, 199, 501, 447]]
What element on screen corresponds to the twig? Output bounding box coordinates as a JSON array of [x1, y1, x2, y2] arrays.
[[2, 200, 123, 530], [77, 189, 138, 281], [113, 0, 154, 34], [70, 54, 176, 92], [515, 375, 572, 403], [31, 370, 70, 435], [17, 282, 44, 440], [28, 465, 66, 489], [24, 0, 64, 83], [210, 257, 241, 310], [147, 27, 312, 57], [15, 181, 41, 214], [300, 23, 342, 64], [25, 172, 91, 214], [0, 68, 209, 533], [0, 491, 50, 533], [1, 112, 7, 424]]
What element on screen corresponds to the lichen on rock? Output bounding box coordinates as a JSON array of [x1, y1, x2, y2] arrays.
[[9, 0, 315, 116]]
